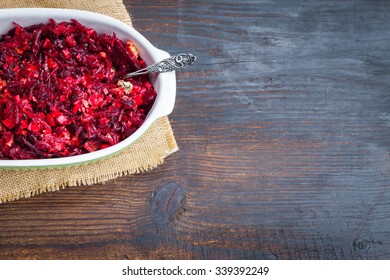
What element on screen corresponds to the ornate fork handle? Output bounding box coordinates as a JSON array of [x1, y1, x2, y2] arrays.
[[122, 53, 196, 79]]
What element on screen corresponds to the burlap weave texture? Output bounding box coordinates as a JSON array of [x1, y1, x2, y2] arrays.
[[0, 0, 178, 203]]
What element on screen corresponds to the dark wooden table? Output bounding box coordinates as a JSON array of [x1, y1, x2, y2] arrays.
[[0, 0, 389, 260]]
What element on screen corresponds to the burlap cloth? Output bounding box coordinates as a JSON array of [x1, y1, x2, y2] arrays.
[[0, 0, 178, 203]]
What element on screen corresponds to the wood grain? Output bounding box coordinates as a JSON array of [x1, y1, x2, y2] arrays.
[[0, 0, 390, 260]]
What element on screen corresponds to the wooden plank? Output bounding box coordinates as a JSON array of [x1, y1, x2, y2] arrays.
[[0, 0, 389, 260]]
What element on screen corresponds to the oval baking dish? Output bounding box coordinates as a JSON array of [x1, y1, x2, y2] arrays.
[[0, 8, 176, 169]]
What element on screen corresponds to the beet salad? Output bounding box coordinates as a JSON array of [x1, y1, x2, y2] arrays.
[[0, 19, 157, 159]]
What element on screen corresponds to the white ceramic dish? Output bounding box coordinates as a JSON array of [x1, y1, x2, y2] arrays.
[[0, 8, 176, 169]]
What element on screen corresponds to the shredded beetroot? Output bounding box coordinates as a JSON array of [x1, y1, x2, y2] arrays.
[[0, 19, 157, 159]]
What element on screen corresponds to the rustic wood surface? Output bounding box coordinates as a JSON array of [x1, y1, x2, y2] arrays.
[[0, 0, 389, 260]]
